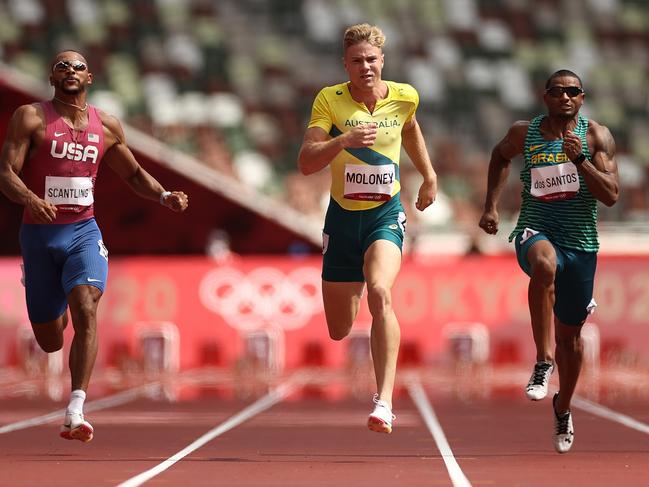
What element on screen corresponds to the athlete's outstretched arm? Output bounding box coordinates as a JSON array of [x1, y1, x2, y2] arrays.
[[479, 121, 527, 234], [297, 124, 378, 175], [101, 113, 188, 212], [401, 116, 437, 211], [563, 124, 619, 207], [0, 105, 57, 222]]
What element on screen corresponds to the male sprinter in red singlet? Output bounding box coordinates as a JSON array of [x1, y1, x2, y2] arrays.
[[0, 51, 189, 442]]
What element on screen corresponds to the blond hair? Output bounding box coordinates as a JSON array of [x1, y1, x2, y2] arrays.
[[343, 24, 386, 53]]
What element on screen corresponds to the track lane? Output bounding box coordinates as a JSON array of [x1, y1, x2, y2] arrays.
[[421, 391, 649, 487], [1, 367, 648, 487], [146, 396, 450, 487]]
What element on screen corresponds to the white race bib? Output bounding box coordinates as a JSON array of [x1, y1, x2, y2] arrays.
[[343, 164, 395, 201], [530, 163, 579, 201], [45, 176, 94, 208]]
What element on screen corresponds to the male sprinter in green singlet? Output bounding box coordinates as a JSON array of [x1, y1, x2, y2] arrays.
[[479, 70, 619, 453], [297, 23, 437, 433]]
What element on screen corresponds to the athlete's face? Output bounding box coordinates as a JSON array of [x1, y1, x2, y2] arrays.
[[543, 76, 584, 120], [343, 41, 384, 91], [49, 52, 92, 95]]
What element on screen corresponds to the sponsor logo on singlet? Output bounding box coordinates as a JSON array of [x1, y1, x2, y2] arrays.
[[50, 140, 99, 164]]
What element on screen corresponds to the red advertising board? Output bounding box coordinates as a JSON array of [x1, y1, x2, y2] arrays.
[[0, 255, 647, 369]]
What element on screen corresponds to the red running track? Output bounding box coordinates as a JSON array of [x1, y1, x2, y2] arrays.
[[0, 367, 648, 487]]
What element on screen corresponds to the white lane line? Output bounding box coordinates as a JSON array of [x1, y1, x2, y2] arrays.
[[0, 382, 160, 434], [408, 380, 472, 487], [570, 395, 649, 435], [116, 380, 297, 487]]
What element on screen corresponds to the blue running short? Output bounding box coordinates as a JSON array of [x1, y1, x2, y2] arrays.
[[515, 230, 597, 326], [20, 218, 109, 323]]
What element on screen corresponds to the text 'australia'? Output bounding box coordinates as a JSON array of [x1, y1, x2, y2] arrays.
[[344, 119, 401, 128]]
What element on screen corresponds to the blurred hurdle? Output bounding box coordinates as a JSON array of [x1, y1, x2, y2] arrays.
[[581, 322, 600, 375], [572, 321, 601, 400], [16, 325, 63, 378], [235, 328, 285, 397], [135, 321, 180, 376], [443, 322, 490, 367], [345, 328, 373, 398], [242, 328, 285, 373], [443, 322, 490, 398], [346, 328, 371, 368]]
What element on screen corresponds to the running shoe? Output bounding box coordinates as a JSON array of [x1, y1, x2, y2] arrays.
[[552, 393, 574, 453], [525, 361, 554, 400], [60, 411, 94, 443], [367, 394, 395, 434]]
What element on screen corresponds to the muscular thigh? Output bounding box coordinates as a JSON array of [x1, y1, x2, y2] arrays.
[[363, 240, 402, 288], [514, 230, 557, 276]]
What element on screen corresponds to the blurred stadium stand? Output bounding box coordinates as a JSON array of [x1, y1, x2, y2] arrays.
[[1, 0, 648, 255]]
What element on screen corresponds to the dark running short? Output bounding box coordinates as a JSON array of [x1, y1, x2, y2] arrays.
[[322, 196, 406, 282], [20, 218, 109, 323], [515, 230, 597, 326]]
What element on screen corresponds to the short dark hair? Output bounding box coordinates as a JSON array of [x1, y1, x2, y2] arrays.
[[545, 69, 582, 89]]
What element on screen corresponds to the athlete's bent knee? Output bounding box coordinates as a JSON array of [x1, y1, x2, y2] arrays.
[[32, 315, 66, 353], [530, 257, 555, 286], [329, 331, 347, 341], [366, 285, 392, 316], [555, 325, 582, 349], [34, 333, 64, 353], [69, 301, 99, 330], [76, 300, 98, 319], [328, 324, 352, 341]]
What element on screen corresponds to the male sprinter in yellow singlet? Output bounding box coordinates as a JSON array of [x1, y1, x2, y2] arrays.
[[298, 24, 437, 433], [479, 70, 619, 452]]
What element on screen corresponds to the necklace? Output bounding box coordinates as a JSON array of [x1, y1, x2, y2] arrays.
[[53, 97, 88, 111]]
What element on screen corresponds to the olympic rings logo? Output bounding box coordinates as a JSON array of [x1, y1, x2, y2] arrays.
[[199, 266, 323, 331]]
